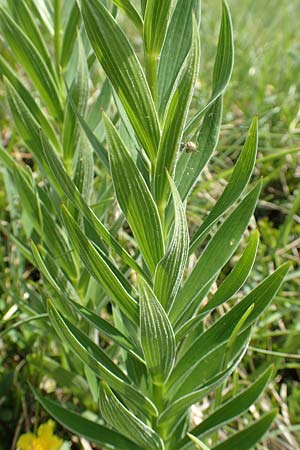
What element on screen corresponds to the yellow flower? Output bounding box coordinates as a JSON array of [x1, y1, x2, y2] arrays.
[[17, 420, 63, 450]]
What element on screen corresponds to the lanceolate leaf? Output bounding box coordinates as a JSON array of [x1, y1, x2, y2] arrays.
[[65, 81, 110, 170], [70, 300, 144, 362], [187, 434, 210, 450], [33, 388, 141, 450], [154, 19, 200, 214], [60, 1, 81, 69], [139, 279, 176, 384], [159, 332, 250, 424], [190, 117, 258, 252], [144, 0, 172, 57], [167, 263, 290, 392], [8, 0, 57, 82], [179, 366, 273, 449], [39, 132, 143, 276], [62, 36, 89, 163], [158, 0, 201, 115], [81, 0, 160, 163], [185, 0, 233, 136], [176, 96, 223, 203], [48, 301, 157, 418], [0, 57, 60, 150], [61, 205, 139, 324], [104, 114, 164, 276], [212, 410, 277, 450], [99, 382, 164, 450], [111, 0, 143, 34], [0, 6, 63, 120], [154, 174, 189, 311], [200, 230, 259, 316], [169, 182, 262, 326]]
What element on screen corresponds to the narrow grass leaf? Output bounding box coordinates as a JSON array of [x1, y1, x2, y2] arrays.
[[139, 278, 176, 384], [154, 173, 189, 311], [61, 205, 139, 324], [32, 388, 141, 450], [190, 117, 258, 252], [154, 19, 200, 213], [158, 0, 201, 115], [99, 381, 164, 450], [212, 410, 277, 450], [47, 301, 157, 417], [179, 366, 273, 449], [0, 7, 63, 120], [81, 0, 160, 163], [170, 182, 261, 326], [185, 0, 233, 136], [104, 114, 164, 275]]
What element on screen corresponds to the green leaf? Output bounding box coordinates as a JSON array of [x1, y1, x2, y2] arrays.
[[174, 230, 257, 343], [190, 117, 258, 252], [70, 300, 144, 363], [154, 18, 200, 214], [0, 6, 63, 120], [65, 81, 110, 170], [159, 331, 250, 426], [8, 0, 57, 82], [167, 263, 290, 394], [185, 0, 233, 136], [111, 0, 143, 34], [139, 278, 176, 384], [187, 434, 210, 450], [176, 96, 223, 203], [144, 0, 172, 57], [212, 410, 277, 450], [103, 113, 164, 276], [200, 230, 259, 316], [99, 381, 164, 450], [63, 36, 89, 163], [81, 0, 160, 163], [0, 57, 60, 151], [47, 301, 157, 417], [154, 173, 189, 311], [61, 205, 139, 324], [39, 131, 143, 276], [32, 388, 141, 450], [169, 182, 262, 326], [179, 366, 273, 449], [60, 1, 81, 69], [158, 0, 200, 115]]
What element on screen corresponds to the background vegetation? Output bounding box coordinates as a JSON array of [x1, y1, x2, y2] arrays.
[[0, 0, 299, 449]]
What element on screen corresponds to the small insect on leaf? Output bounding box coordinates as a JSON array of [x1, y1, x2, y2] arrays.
[[181, 141, 198, 153]]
